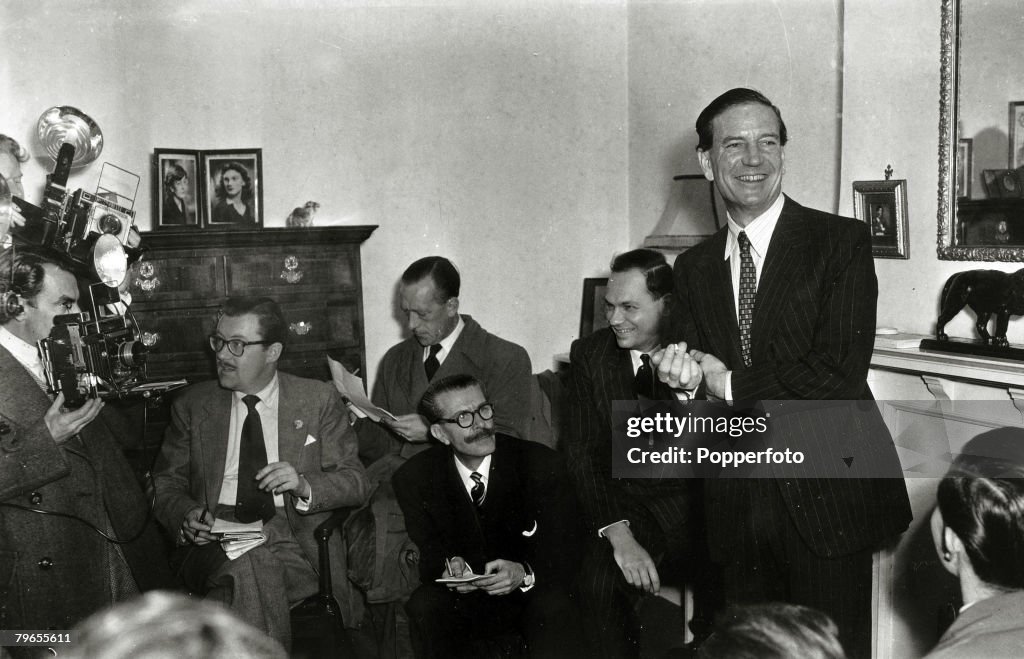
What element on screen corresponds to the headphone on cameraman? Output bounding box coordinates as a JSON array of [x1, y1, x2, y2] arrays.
[[0, 287, 24, 320]]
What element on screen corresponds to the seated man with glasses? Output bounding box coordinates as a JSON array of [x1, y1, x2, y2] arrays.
[[392, 373, 584, 659], [152, 296, 369, 651]]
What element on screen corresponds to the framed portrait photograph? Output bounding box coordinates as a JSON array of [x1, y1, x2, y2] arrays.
[[201, 149, 263, 229], [1009, 101, 1024, 169], [154, 149, 201, 230], [852, 179, 909, 259], [579, 277, 609, 338], [956, 138, 972, 199]]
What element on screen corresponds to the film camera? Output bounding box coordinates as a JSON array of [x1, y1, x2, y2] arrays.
[[8, 142, 185, 408]]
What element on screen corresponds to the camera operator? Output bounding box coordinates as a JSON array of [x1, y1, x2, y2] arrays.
[[0, 246, 172, 637]]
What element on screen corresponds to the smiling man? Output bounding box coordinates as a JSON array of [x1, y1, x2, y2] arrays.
[[658, 88, 911, 658], [564, 248, 704, 658], [152, 296, 368, 650], [393, 374, 582, 659]]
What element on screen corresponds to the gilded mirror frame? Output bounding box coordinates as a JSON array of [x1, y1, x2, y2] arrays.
[[938, 0, 1024, 261]]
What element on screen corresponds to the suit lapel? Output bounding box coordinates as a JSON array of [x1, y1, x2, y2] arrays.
[[277, 374, 305, 468], [751, 198, 810, 361], [689, 229, 744, 368], [199, 388, 232, 507]]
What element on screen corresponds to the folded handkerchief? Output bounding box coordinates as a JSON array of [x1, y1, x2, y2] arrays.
[[304, 434, 317, 446]]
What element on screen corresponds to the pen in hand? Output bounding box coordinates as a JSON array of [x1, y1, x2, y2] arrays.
[[445, 557, 453, 577]]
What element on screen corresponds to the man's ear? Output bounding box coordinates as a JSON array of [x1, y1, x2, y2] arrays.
[[697, 149, 714, 182], [429, 423, 448, 445], [445, 296, 460, 316], [266, 342, 283, 364], [941, 526, 966, 576]]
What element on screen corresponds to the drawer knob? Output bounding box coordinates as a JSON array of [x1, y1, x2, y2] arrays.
[[135, 261, 161, 292], [289, 321, 313, 336], [280, 255, 304, 284]]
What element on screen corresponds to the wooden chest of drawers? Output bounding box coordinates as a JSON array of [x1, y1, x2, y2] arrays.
[[128, 226, 376, 385]]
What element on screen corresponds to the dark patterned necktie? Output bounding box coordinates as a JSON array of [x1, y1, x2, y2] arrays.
[[424, 344, 443, 381], [236, 395, 275, 523], [470, 471, 486, 507], [635, 353, 654, 399], [737, 231, 756, 367]]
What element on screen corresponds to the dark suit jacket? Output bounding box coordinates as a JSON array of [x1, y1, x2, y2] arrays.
[[926, 590, 1024, 658], [564, 327, 693, 540], [152, 372, 369, 625], [673, 196, 911, 557], [392, 434, 581, 588], [0, 344, 172, 631], [358, 315, 533, 463]]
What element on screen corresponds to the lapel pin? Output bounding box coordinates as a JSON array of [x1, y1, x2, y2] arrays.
[[294, 419, 304, 430]]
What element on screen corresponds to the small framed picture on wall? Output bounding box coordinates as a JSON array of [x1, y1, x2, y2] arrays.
[[201, 149, 263, 229], [1009, 101, 1024, 169], [154, 149, 201, 229], [852, 179, 909, 259]]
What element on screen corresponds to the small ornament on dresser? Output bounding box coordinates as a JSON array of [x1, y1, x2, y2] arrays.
[[286, 201, 320, 227]]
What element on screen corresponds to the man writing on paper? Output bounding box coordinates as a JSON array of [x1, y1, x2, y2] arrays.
[[393, 374, 583, 659], [152, 296, 368, 650]]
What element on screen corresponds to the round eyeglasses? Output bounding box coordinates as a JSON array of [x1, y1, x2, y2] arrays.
[[438, 402, 495, 429], [208, 334, 273, 357]]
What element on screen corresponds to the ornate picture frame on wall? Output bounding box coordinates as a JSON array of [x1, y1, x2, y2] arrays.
[[579, 277, 609, 338], [201, 149, 264, 229], [1009, 101, 1024, 169], [852, 179, 909, 259], [154, 149, 201, 230], [956, 138, 972, 199]]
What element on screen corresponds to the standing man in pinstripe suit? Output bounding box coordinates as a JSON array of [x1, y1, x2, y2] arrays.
[[658, 88, 911, 658], [565, 248, 704, 658]]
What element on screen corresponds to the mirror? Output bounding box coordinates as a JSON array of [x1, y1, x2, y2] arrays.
[[938, 0, 1024, 261]]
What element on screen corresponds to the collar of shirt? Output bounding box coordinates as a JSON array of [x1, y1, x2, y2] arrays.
[[453, 452, 491, 500], [628, 347, 661, 376], [0, 325, 45, 383], [232, 372, 280, 412], [723, 193, 785, 264], [424, 315, 465, 365]]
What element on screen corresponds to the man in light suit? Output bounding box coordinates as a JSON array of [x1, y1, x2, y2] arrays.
[[657, 88, 912, 657], [0, 247, 172, 635], [357, 256, 533, 463], [565, 248, 705, 658], [153, 296, 368, 650], [393, 374, 583, 658]]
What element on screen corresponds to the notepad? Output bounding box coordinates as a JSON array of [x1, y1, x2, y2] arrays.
[[210, 519, 267, 560], [435, 572, 486, 584]]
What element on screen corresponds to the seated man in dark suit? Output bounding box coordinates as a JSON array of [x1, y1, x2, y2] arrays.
[[565, 248, 704, 658], [152, 297, 369, 651], [393, 374, 583, 659], [357, 256, 533, 463]]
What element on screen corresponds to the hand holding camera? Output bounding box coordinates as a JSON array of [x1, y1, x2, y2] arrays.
[[44, 392, 104, 444]]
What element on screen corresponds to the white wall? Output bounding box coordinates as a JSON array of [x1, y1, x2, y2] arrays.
[[0, 0, 629, 384]]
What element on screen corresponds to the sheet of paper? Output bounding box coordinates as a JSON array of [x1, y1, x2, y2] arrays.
[[435, 572, 486, 584], [327, 355, 396, 422], [210, 518, 263, 535]]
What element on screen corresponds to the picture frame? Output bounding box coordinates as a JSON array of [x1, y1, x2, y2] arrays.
[[153, 149, 201, 230], [956, 138, 972, 199], [1009, 101, 1024, 169], [579, 277, 609, 338], [200, 149, 263, 229], [852, 179, 909, 259]]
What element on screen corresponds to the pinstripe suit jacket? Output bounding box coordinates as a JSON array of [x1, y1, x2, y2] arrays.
[[564, 327, 692, 540], [673, 196, 911, 558]]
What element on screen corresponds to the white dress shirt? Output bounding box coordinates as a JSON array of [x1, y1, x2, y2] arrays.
[[720, 194, 785, 400], [453, 452, 491, 501]]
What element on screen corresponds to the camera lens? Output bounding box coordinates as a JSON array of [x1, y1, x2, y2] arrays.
[[117, 340, 146, 367], [98, 213, 123, 235]]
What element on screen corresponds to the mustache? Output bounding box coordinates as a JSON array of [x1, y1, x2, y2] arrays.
[[465, 428, 495, 444]]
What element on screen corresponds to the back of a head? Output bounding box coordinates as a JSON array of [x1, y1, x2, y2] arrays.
[[697, 603, 846, 659], [401, 256, 460, 301], [0, 134, 28, 162], [63, 592, 287, 659], [937, 426, 1024, 590], [0, 246, 63, 325]]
